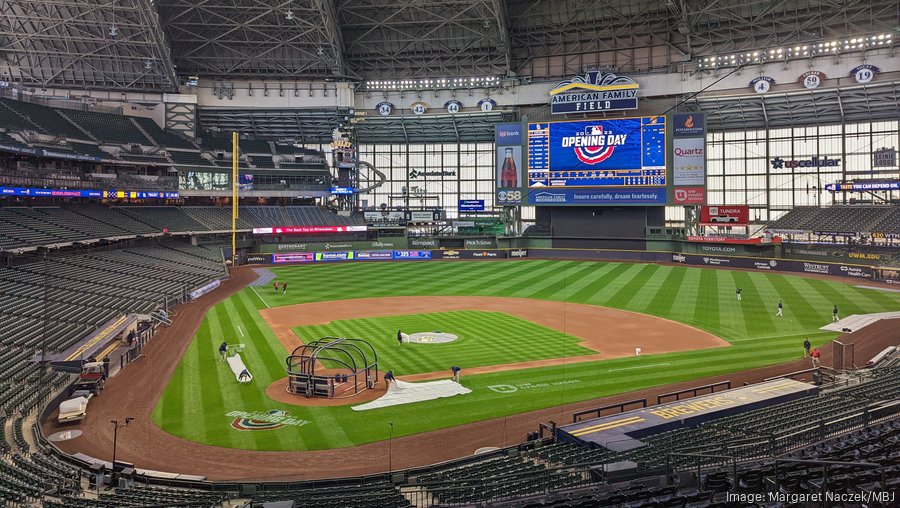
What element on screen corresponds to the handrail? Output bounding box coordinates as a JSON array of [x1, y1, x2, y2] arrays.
[[572, 398, 647, 423], [657, 380, 731, 404]]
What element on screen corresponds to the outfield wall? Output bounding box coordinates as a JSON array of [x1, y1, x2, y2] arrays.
[[245, 247, 885, 281]]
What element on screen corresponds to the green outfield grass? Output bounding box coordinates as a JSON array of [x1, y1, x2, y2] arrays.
[[294, 310, 596, 375], [152, 260, 900, 451]]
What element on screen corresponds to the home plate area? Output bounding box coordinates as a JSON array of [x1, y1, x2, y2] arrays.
[[405, 331, 458, 344]]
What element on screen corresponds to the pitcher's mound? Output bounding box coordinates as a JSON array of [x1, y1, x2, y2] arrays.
[[407, 331, 458, 344]]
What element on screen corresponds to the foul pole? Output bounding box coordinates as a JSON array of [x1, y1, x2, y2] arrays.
[[232, 131, 239, 267]]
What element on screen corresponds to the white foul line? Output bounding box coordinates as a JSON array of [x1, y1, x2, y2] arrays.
[[250, 286, 270, 309], [608, 363, 671, 373], [237, 326, 244, 338]]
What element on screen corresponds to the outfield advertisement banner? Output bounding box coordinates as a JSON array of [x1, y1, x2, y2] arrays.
[[525, 249, 875, 279], [246, 254, 272, 264], [410, 238, 439, 248], [432, 249, 507, 260], [269, 250, 430, 264], [393, 250, 432, 260], [463, 238, 498, 249], [272, 252, 316, 263], [686, 236, 781, 245], [253, 247, 877, 280], [355, 251, 395, 260], [258, 238, 408, 253], [189, 280, 221, 300]]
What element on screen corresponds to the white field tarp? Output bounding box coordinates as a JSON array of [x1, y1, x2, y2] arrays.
[[226, 353, 252, 383], [352, 379, 470, 411]]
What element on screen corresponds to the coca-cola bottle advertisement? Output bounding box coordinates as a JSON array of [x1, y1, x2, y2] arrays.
[[497, 146, 521, 188]]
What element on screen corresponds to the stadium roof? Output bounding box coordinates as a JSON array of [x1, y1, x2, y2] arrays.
[[1, 0, 897, 92]]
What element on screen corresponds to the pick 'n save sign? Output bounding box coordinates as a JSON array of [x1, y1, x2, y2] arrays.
[[700, 205, 749, 225]]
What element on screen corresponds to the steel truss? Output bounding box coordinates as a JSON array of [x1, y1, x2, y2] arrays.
[[197, 107, 353, 143], [337, 0, 509, 79], [156, 0, 348, 79], [683, 81, 900, 130], [1, 0, 897, 98], [353, 111, 514, 144], [509, 0, 899, 79], [0, 0, 176, 91]]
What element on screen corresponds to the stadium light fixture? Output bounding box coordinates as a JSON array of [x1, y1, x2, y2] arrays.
[[285, 10, 294, 20], [109, 24, 118, 36], [696, 32, 894, 69]]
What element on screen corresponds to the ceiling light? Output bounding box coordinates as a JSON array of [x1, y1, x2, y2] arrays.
[[285, 10, 294, 20]]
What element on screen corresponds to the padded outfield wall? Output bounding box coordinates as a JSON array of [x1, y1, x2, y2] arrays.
[[243, 244, 883, 281]]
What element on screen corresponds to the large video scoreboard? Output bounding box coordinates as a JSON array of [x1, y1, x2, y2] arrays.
[[526, 116, 667, 205]]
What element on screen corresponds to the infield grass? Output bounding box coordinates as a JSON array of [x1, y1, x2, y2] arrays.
[[152, 260, 900, 451], [294, 310, 597, 375]]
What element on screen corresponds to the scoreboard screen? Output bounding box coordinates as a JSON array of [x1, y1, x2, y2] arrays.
[[527, 116, 666, 189]]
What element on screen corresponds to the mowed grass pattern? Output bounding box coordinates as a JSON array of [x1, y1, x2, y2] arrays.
[[295, 310, 596, 375], [153, 260, 900, 451]]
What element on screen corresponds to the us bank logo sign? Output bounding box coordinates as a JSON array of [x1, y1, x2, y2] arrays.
[[549, 71, 639, 115]]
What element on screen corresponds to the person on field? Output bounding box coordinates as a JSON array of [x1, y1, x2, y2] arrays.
[[736, 288, 742, 302], [238, 368, 251, 382], [282, 281, 288, 295], [832, 304, 839, 322], [451, 366, 461, 383], [384, 370, 395, 388], [397, 330, 404, 347], [776, 300, 784, 317], [811, 348, 821, 369], [803, 338, 811, 358], [273, 281, 279, 294], [219, 341, 228, 361]]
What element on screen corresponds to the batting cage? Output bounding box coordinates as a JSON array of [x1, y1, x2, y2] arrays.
[[285, 336, 378, 398]]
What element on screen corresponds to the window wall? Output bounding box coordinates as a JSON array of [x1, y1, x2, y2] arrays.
[[356, 142, 498, 218], [697, 118, 899, 224]]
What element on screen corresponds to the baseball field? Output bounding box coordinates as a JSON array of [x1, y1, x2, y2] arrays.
[[152, 259, 900, 451]]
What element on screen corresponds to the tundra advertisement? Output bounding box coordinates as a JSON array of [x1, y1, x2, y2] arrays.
[[700, 205, 749, 226]]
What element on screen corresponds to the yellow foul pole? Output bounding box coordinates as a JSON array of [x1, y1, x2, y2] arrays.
[[232, 131, 238, 267]]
